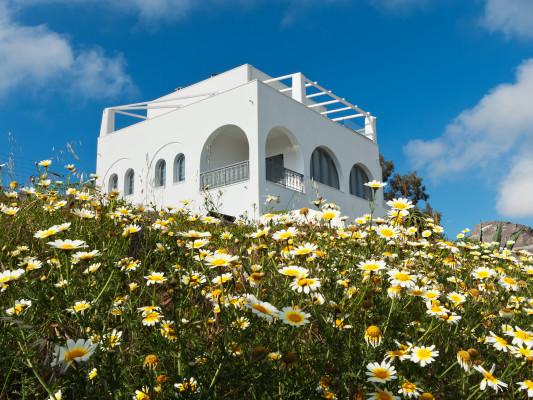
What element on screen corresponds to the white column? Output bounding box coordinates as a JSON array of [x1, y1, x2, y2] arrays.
[[365, 115, 377, 142], [291, 73, 306, 103], [99, 108, 115, 136]]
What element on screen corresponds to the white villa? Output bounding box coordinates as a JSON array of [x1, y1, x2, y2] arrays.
[[96, 64, 385, 219]]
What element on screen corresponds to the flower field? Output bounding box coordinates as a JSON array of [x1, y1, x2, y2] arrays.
[[1, 162, 532, 399]]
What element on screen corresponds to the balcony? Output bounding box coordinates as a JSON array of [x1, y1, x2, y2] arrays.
[[200, 160, 249, 190], [266, 167, 304, 193]]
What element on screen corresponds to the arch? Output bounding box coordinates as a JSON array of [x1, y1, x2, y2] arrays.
[[265, 126, 304, 173], [173, 153, 185, 182], [310, 146, 340, 189], [155, 159, 166, 187], [124, 169, 135, 195], [200, 124, 249, 172], [108, 174, 118, 192], [349, 163, 372, 200]]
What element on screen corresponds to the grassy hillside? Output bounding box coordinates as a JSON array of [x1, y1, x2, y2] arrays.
[[0, 162, 532, 399]]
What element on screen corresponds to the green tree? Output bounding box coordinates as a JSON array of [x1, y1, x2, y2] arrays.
[[380, 154, 441, 222]]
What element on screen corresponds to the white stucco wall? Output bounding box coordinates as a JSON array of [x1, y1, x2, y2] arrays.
[[97, 66, 386, 221], [97, 80, 261, 218], [256, 81, 385, 219]]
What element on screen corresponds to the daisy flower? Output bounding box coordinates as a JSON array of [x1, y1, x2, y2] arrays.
[[358, 259, 386, 273], [505, 326, 533, 347], [366, 360, 396, 383], [272, 227, 298, 241], [364, 325, 383, 347], [5, 299, 32, 315], [409, 345, 439, 367], [142, 311, 163, 326], [245, 295, 279, 322], [279, 306, 311, 327], [291, 242, 318, 256], [289, 277, 321, 294], [399, 380, 423, 399], [376, 225, 400, 240], [471, 266, 495, 280], [278, 266, 309, 278], [485, 331, 511, 352], [51, 338, 97, 372], [364, 180, 386, 189], [388, 269, 417, 288], [212, 273, 233, 285], [518, 380, 533, 398], [474, 364, 508, 393], [181, 271, 206, 287], [386, 197, 414, 211], [47, 239, 87, 250], [456, 350, 472, 371], [144, 272, 167, 285], [204, 252, 239, 268], [69, 300, 91, 314], [175, 377, 199, 394]]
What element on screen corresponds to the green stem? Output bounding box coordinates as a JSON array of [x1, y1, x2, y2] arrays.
[[438, 361, 457, 378], [94, 270, 115, 303]]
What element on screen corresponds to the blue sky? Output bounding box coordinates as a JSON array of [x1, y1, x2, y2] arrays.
[[1, 0, 533, 235]]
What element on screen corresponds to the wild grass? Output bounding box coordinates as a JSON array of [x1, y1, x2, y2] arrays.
[[0, 162, 532, 399]]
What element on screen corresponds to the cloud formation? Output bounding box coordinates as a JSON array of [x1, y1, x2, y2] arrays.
[[0, 3, 135, 99], [482, 0, 533, 40], [405, 59, 533, 217]]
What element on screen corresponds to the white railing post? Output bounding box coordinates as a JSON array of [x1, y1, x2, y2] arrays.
[[291, 73, 306, 103], [365, 115, 377, 142], [99, 108, 115, 136]]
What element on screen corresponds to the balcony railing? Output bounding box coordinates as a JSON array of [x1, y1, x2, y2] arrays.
[[266, 167, 304, 193], [200, 160, 249, 190]]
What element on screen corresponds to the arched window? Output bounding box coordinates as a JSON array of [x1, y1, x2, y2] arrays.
[[155, 159, 166, 187], [310, 147, 340, 189], [349, 164, 372, 200], [108, 174, 118, 192], [173, 154, 185, 182], [124, 169, 134, 195]]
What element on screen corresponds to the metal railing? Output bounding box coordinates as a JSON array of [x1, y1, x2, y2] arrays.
[[267, 167, 304, 193], [200, 160, 249, 190]]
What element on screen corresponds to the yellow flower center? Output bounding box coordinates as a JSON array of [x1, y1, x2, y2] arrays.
[[373, 368, 390, 379], [287, 312, 303, 323], [395, 272, 411, 281], [416, 348, 432, 360], [252, 304, 270, 315], [65, 347, 88, 362]]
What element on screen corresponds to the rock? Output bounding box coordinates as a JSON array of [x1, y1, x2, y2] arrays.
[[470, 221, 533, 252]]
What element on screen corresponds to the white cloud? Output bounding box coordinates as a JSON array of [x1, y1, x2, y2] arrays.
[[482, 0, 533, 40], [497, 156, 533, 217], [405, 59, 533, 217], [0, 3, 135, 99]]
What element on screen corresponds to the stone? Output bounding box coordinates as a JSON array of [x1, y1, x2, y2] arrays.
[[470, 221, 533, 252]]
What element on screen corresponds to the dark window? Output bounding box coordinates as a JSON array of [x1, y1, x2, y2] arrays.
[[310, 147, 339, 189], [155, 159, 166, 187], [173, 154, 185, 182], [124, 169, 134, 195], [109, 174, 118, 192], [349, 164, 371, 200]]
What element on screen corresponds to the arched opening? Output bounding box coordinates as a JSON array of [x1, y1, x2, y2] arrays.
[[349, 164, 372, 200], [124, 169, 134, 195], [265, 126, 304, 192], [155, 159, 166, 187], [173, 153, 185, 182], [200, 125, 249, 189], [108, 174, 118, 192], [310, 147, 340, 189]]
